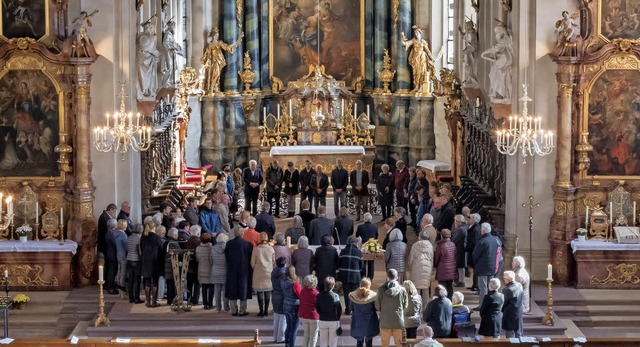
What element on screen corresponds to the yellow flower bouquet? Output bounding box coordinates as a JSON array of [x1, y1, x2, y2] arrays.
[[361, 238, 383, 254]]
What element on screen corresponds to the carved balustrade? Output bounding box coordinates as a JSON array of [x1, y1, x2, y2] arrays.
[[150, 98, 175, 128], [141, 118, 179, 212]]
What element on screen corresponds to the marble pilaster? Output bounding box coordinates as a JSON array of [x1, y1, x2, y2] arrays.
[[222, 0, 240, 94]]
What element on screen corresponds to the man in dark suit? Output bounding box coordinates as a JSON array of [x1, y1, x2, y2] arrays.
[[356, 212, 378, 280], [225, 228, 254, 316], [465, 213, 481, 291], [97, 203, 117, 294], [243, 159, 263, 215], [299, 160, 316, 212], [310, 164, 329, 213], [117, 201, 133, 236], [331, 158, 349, 217], [478, 278, 504, 338], [309, 205, 333, 245], [298, 199, 315, 237], [502, 271, 523, 338], [472, 223, 498, 309], [349, 160, 370, 221], [433, 195, 455, 232], [255, 202, 276, 239], [283, 161, 300, 217], [265, 160, 284, 217]]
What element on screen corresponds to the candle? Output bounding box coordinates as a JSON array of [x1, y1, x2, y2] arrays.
[[36, 202, 39, 224], [277, 104, 281, 119], [286, 236, 291, 247], [0, 193, 3, 216], [341, 99, 344, 118], [106, 113, 110, 128], [7, 196, 12, 215], [634, 201, 637, 226], [354, 104, 357, 117], [367, 104, 370, 119], [289, 100, 293, 118], [263, 107, 266, 123], [476, 97, 480, 107], [547, 264, 553, 280], [98, 265, 104, 282], [585, 206, 589, 226], [610, 201, 613, 224], [4, 270, 7, 278], [60, 208, 64, 224], [136, 113, 141, 127]]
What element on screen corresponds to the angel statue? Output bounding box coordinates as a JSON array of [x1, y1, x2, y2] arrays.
[[401, 26, 435, 95], [459, 19, 479, 88], [201, 29, 244, 95], [67, 10, 99, 57], [480, 25, 514, 104], [555, 11, 580, 46], [160, 19, 183, 88]]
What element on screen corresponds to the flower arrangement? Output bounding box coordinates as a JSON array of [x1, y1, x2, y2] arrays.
[[576, 228, 587, 236], [361, 238, 383, 254], [15, 225, 32, 237], [13, 293, 30, 304]]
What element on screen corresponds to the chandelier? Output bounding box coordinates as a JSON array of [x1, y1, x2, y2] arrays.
[[93, 83, 151, 154], [495, 84, 555, 164]]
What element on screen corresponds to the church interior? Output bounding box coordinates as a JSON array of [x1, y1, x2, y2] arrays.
[[2, 0, 640, 345]]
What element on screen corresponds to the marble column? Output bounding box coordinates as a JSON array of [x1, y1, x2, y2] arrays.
[[244, 0, 260, 90], [223, 0, 240, 95], [260, 0, 270, 91], [408, 96, 435, 164], [200, 96, 226, 169], [373, 0, 389, 90], [364, 0, 374, 90], [556, 83, 575, 189], [395, 0, 411, 92]]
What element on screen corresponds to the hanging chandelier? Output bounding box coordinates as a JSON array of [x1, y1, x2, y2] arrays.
[[495, 84, 555, 164], [93, 83, 152, 154]]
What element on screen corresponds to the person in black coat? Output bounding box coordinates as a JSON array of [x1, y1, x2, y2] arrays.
[[283, 161, 300, 217], [502, 271, 523, 338], [265, 160, 284, 217], [376, 164, 394, 220], [472, 223, 498, 308], [451, 215, 468, 287], [117, 201, 133, 236], [298, 199, 316, 237], [350, 160, 370, 221], [433, 195, 455, 232], [97, 203, 118, 257], [478, 278, 504, 338], [311, 164, 329, 213], [338, 236, 363, 315], [243, 160, 263, 215], [255, 202, 276, 239], [356, 213, 378, 280], [331, 158, 349, 217], [314, 235, 339, 291], [423, 284, 453, 338], [299, 160, 316, 212], [225, 228, 254, 316], [465, 214, 481, 291], [333, 207, 354, 245], [140, 222, 165, 307]]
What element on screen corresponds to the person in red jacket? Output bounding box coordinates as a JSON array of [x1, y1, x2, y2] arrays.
[[298, 275, 320, 347], [434, 228, 457, 300], [392, 160, 410, 210]]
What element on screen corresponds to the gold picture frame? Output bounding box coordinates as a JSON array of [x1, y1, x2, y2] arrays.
[[0, 0, 50, 42], [582, 53, 640, 181], [0, 54, 65, 179], [268, 0, 365, 90]]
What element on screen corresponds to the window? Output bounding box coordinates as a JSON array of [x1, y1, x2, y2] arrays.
[[445, 0, 455, 70]]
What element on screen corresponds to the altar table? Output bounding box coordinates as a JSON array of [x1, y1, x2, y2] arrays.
[[262, 145, 375, 173], [570, 239, 640, 289], [0, 240, 78, 291]]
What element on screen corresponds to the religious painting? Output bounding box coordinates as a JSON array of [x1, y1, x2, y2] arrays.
[[0, 69, 60, 177], [598, 0, 640, 40], [587, 69, 640, 177], [0, 0, 49, 41], [269, 0, 364, 87]]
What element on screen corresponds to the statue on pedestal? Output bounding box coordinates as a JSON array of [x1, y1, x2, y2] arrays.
[[67, 10, 99, 57], [401, 26, 435, 95], [160, 19, 183, 88], [136, 16, 160, 100], [201, 29, 243, 95], [480, 25, 513, 104], [459, 19, 479, 88]]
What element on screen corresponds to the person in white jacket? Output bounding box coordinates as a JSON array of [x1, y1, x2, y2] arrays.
[[408, 229, 434, 310]]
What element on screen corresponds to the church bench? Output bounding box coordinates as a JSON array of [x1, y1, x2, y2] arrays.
[[0, 337, 260, 346], [402, 338, 640, 347]]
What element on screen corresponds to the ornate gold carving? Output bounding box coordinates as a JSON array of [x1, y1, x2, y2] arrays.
[[604, 55, 639, 70], [575, 132, 593, 173], [555, 201, 567, 216], [0, 265, 59, 287], [553, 249, 566, 279], [376, 49, 395, 95], [8, 37, 36, 50], [6, 56, 45, 70], [583, 63, 601, 74], [236, 0, 243, 28], [271, 76, 284, 94], [392, 0, 399, 28], [559, 83, 574, 97], [583, 194, 604, 210], [241, 98, 256, 117], [612, 38, 640, 53], [350, 76, 363, 93], [238, 53, 256, 95], [590, 263, 640, 285]]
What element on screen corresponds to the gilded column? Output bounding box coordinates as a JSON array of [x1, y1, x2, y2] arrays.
[[556, 83, 575, 188], [244, 0, 260, 90], [373, 0, 389, 90], [73, 67, 95, 217], [395, 0, 411, 92], [223, 0, 240, 94]]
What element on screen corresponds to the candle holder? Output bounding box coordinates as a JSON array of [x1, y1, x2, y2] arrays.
[[541, 278, 555, 326], [95, 280, 110, 327]]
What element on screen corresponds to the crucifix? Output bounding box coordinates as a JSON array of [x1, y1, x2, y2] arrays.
[[522, 195, 540, 312], [17, 194, 31, 225]]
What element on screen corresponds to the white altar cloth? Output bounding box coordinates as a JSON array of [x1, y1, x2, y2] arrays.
[[570, 239, 640, 253], [270, 145, 365, 156], [416, 160, 451, 171], [0, 240, 78, 255], [308, 245, 347, 254]]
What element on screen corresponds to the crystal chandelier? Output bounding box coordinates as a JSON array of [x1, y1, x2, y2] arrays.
[[93, 83, 152, 154], [495, 84, 555, 164]]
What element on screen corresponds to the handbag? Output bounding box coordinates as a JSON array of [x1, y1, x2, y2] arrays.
[[336, 326, 343, 336]]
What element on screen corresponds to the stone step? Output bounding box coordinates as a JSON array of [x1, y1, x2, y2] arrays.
[[573, 315, 640, 328]]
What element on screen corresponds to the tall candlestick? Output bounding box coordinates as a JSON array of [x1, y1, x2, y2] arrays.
[[98, 265, 104, 282], [585, 206, 589, 226], [547, 264, 552, 280]]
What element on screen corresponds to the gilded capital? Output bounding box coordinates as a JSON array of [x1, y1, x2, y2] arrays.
[[559, 83, 575, 97]]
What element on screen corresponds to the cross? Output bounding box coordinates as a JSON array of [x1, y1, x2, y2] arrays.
[[522, 195, 540, 314], [17, 194, 31, 222]]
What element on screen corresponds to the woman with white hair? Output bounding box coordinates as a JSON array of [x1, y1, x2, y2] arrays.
[[512, 256, 530, 313], [292, 236, 314, 278], [383, 218, 407, 282], [478, 278, 504, 338], [285, 215, 305, 244]]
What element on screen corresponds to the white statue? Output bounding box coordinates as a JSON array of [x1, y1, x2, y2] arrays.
[[480, 25, 514, 104], [459, 19, 479, 88], [160, 19, 183, 88], [555, 11, 580, 46], [136, 16, 160, 100]]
